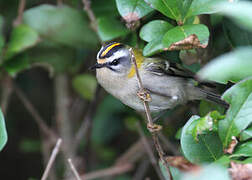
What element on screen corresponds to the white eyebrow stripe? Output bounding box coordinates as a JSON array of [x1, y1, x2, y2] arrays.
[[107, 50, 128, 62]]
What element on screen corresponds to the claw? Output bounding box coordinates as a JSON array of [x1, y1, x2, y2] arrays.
[[137, 89, 151, 102], [147, 123, 162, 133]]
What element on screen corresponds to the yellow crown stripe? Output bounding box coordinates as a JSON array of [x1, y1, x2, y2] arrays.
[[127, 49, 144, 78], [101, 43, 121, 57]]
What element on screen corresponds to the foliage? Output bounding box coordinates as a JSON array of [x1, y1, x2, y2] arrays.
[[0, 0, 252, 179]]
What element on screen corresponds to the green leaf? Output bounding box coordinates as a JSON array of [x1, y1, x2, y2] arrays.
[[240, 125, 252, 141], [139, 20, 174, 56], [185, 0, 225, 19], [145, 0, 182, 21], [181, 115, 223, 164], [223, 19, 252, 48], [93, 0, 119, 17], [189, 111, 224, 141], [233, 141, 252, 157], [116, 0, 153, 22], [72, 74, 97, 101], [0, 108, 7, 151], [162, 24, 209, 50], [219, 78, 252, 148], [215, 1, 252, 32], [4, 24, 39, 60], [4, 53, 30, 76], [182, 165, 230, 180], [159, 160, 183, 180], [214, 155, 231, 167], [97, 17, 129, 42], [198, 47, 252, 84], [140, 20, 174, 42], [23, 5, 98, 48]]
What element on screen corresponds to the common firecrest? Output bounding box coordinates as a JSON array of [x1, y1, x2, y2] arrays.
[[91, 42, 228, 112]]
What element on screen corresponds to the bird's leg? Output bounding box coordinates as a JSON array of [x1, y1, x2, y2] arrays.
[[137, 89, 162, 132]]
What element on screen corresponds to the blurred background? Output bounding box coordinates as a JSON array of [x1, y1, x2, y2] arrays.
[[0, 0, 250, 179]]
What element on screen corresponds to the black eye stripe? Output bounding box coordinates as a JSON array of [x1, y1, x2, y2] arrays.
[[109, 57, 123, 66]]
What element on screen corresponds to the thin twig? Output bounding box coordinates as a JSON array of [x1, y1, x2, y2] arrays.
[[81, 0, 98, 32], [132, 159, 150, 180], [74, 86, 101, 149], [13, 0, 26, 26], [129, 48, 173, 180], [41, 138, 62, 180], [13, 84, 57, 141], [136, 122, 165, 180], [68, 158, 82, 180]]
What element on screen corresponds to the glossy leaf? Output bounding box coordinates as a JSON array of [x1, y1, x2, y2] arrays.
[[72, 74, 97, 101], [4, 24, 39, 60], [216, 1, 252, 31], [162, 24, 209, 50], [140, 20, 173, 42], [159, 160, 182, 180], [185, 0, 225, 19], [23, 5, 98, 48], [4, 54, 30, 76], [240, 125, 252, 141], [233, 141, 252, 157], [219, 78, 252, 148], [181, 115, 223, 164], [189, 111, 224, 141], [198, 47, 252, 84], [93, 0, 119, 17], [140, 20, 174, 56], [145, 0, 182, 21], [0, 108, 7, 151], [116, 0, 153, 22], [223, 19, 252, 48], [97, 17, 129, 42]]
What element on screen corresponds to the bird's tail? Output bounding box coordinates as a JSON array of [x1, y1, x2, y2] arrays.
[[200, 89, 229, 108]]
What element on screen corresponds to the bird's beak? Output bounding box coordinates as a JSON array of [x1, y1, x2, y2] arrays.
[[89, 63, 107, 70]]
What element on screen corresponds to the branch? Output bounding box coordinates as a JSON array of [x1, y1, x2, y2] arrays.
[[136, 122, 165, 180], [13, 0, 26, 26], [129, 48, 173, 180], [81, 0, 98, 33], [41, 138, 62, 180], [68, 158, 82, 180]]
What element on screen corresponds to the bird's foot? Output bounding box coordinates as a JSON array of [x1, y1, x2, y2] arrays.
[[147, 123, 162, 133], [137, 89, 151, 102]]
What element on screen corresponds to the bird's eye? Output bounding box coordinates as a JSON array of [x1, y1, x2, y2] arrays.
[[110, 59, 120, 66]]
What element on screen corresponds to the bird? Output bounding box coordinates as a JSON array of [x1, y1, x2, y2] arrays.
[[91, 42, 228, 113]]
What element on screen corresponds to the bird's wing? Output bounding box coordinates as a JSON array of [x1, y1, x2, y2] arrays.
[[143, 58, 217, 88], [143, 58, 195, 79]]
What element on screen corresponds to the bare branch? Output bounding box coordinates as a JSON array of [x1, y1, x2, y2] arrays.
[[129, 48, 173, 180], [81, 0, 98, 33], [13, 0, 26, 26], [68, 158, 82, 180], [136, 122, 165, 180], [41, 138, 62, 180]]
